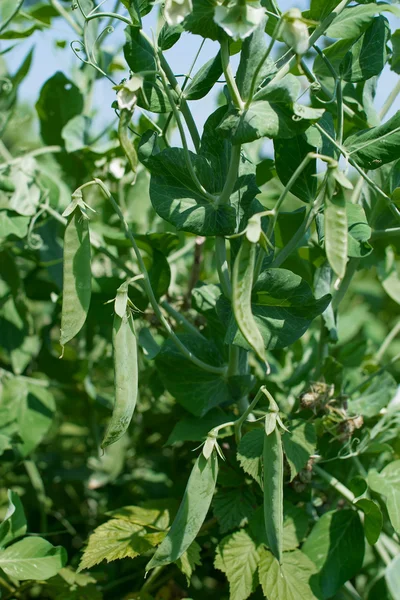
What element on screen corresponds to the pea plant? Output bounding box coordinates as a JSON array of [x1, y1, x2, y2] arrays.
[[1, 0, 400, 598]]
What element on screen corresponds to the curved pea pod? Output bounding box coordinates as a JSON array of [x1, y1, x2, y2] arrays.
[[232, 236, 266, 363], [60, 205, 91, 347], [101, 309, 138, 448], [146, 452, 218, 571], [263, 426, 283, 564], [324, 187, 348, 281]]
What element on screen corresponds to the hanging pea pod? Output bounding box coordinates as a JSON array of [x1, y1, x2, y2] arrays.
[[146, 451, 218, 571], [232, 236, 266, 363], [102, 283, 138, 448], [263, 405, 284, 564], [60, 194, 92, 348], [118, 109, 138, 179]]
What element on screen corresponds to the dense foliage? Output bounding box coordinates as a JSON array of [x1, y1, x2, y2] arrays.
[[1, 0, 400, 598]]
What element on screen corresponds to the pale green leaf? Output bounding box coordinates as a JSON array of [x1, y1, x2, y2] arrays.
[[175, 541, 202, 585], [368, 461, 400, 535], [214, 529, 259, 600], [0, 537, 66, 580], [258, 548, 319, 600]]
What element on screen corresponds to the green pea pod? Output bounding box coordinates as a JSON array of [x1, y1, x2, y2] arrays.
[[146, 452, 218, 571], [324, 186, 348, 281], [60, 206, 91, 347], [263, 426, 283, 564], [101, 310, 138, 448], [232, 237, 266, 363], [118, 109, 138, 177]]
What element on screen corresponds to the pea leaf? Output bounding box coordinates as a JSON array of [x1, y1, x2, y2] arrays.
[[258, 548, 319, 600], [345, 110, 400, 170], [0, 491, 27, 549], [340, 17, 390, 83], [368, 461, 400, 534], [214, 529, 259, 600], [185, 52, 223, 101], [0, 537, 67, 580], [183, 0, 221, 41], [158, 22, 183, 51], [355, 498, 382, 545], [309, 0, 343, 21], [236, 19, 275, 102], [392, 29, 400, 74], [377, 247, 400, 304], [213, 487, 257, 533], [237, 429, 263, 487], [282, 420, 317, 481], [274, 135, 317, 204], [221, 268, 331, 351], [327, 3, 400, 39], [302, 510, 365, 599]]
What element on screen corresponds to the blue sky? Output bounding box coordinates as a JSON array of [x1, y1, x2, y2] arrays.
[[4, 0, 400, 140]]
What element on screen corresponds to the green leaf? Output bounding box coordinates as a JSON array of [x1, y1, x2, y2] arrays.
[[345, 110, 400, 170], [349, 371, 397, 418], [35, 72, 84, 146], [340, 17, 390, 83], [158, 22, 183, 51], [78, 519, 158, 571], [175, 541, 202, 585], [61, 115, 90, 153], [274, 135, 317, 204], [185, 52, 223, 101], [282, 420, 317, 481], [302, 510, 365, 599], [377, 247, 400, 304], [324, 187, 348, 280], [355, 498, 382, 545], [213, 486, 257, 533], [0, 211, 30, 243], [237, 429, 263, 487], [0, 491, 27, 549], [45, 566, 102, 600], [392, 29, 400, 74], [309, 0, 343, 21], [386, 555, 400, 600], [221, 268, 331, 351], [166, 409, 229, 445], [214, 529, 259, 600], [106, 505, 169, 530], [0, 537, 67, 580], [368, 461, 400, 535], [183, 0, 221, 41], [236, 19, 275, 102], [327, 3, 400, 39], [258, 548, 319, 600], [346, 203, 372, 258]]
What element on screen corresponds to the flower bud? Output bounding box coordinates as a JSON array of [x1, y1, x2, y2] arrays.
[[164, 0, 193, 26], [116, 75, 143, 112], [214, 0, 265, 42], [281, 8, 310, 56]]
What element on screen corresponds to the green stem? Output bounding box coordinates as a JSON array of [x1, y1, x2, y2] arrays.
[[371, 227, 400, 240], [24, 461, 48, 533], [235, 386, 266, 441], [215, 236, 232, 299], [0, 146, 62, 170], [376, 320, 400, 362], [50, 0, 82, 34], [161, 300, 206, 339], [95, 179, 226, 375], [332, 258, 360, 311], [271, 204, 317, 268], [141, 566, 165, 591], [336, 77, 344, 146], [227, 345, 240, 378], [220, 39, 244, 110], [218, 144, 241, 205], [85, 11, 132, 25], [247, 21, 281, 106], [380, 79, 400, 120]]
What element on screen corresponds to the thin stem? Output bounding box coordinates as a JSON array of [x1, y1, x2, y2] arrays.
[[0, 146, 62, 170], [371, 227, 400, 240], [220, 39, 244, 110], [336, 77, 344, 146], [227, 345, 240, 378], [235, 386, 267, 442], [94, 179, 226, 375], [168, 238, 197, 263], [218, 144, 241, 205], [247, 21, 281, 106], [376, 320, 400, 362], [215, 236, 232, 299], [85, 12, 132, 25], [380, 79, 400, 120], [50, 0, 82, 34], [332, 258, 360, 311], [24, 461, 48, 532], [141, 566, 165, 591], [271, 204, 317, 268], [161, 300, 206, 339], [0, 0, 25, 35]]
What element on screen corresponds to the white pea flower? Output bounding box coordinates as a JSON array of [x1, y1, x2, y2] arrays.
[[214, 0, 264, 41], [164, 0, 193, 26], [116, 75, 143, 112], [281, 8, 311, 56]]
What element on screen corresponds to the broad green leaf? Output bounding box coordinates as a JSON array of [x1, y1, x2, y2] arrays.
[[349, 371, 397, 418], [392, 29, 400, 74], [214, 529, 259, 600], [222, 268, 331, 351], [258, 548, 319, 600], [78, 519, 158, 571], [340, 17, 390, 83], [0, 537, 67, 580], [386, 555, 400, 600], [183, 0, 220, 40], [237, 429, 263, 487], [355, 498, 382, 545], [166, 409, 229, 445], [324, 188, 348, 280], [106, 506, 169, 530], [213, 486, 257, 533], [146, 453, 218, 569], [185, 52, 223, 101], [158, 22, 183, 50], [0, 211, 30, 243], [309, 0, 343, 21], [368, 461, 400, 534], [377, 247, 400, 304], [327, 3, 400, 39], [282, 420, 317, 481], [35, 72, 84, 146], [302, 510, 365, 598], [236, 19, 275, 102], [175, 541, 202, 585], [274, 135, 317, 204], [0, 491, 27, 549], [345, 111, 400, 170]]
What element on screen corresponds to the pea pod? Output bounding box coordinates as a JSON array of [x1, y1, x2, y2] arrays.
[[232, 237, 265, 363], [101, 309, 138, 448], [146, 452, 218, 570], [263, 426, 283, 564], [324, 187, 348, 281], [60, 205, 91, 347]]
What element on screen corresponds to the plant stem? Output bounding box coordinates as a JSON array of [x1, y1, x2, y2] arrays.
[[161, 300, 206, 339], [95, 179, 226, 375], [0, 146, 63, 170], [271, 204, 316, 268], [220, 39, 244, 110], [380, 79, 400, 120], [215, 236, 232, 299], [85, 11, 132, 25], [24, 460, 48, 533], [50, 0, 82, 34], [336, 77, 344, 146], [376, 320, 400, 362], [247, 21, 281, 105], [371, 227, 400, 240], [218, 144, 241, 205], [227, 344, 240, 378], [235, 386, 267, 441]]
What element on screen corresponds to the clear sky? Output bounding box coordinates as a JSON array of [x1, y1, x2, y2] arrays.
[[3, 0, 400, 141]]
